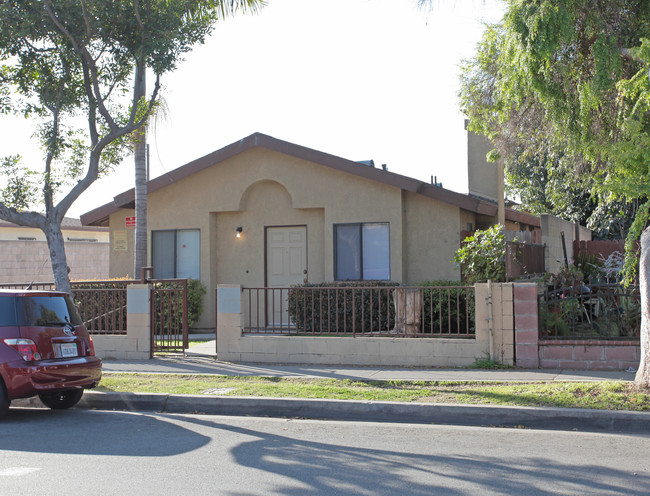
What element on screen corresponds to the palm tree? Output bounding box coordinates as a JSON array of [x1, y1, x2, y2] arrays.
[[133, 0, 265, 280]]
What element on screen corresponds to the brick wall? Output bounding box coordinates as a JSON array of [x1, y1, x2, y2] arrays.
[[539, 340, 640, 370], [514, 283, 540, 368], [0, 240, 109, 283]]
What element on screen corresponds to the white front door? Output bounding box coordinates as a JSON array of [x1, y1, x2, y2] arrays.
[[266, 226, 307, 326]]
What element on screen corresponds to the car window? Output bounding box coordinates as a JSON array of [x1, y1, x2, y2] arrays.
[[18, 296, 83, 327], [0, 297, 18, 326]]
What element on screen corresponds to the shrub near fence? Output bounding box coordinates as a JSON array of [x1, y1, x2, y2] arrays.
[[286, 281, 475, 337], [539, 282, 641, 340], [288, 281, 399, 334], [418, 281, 475, 337]]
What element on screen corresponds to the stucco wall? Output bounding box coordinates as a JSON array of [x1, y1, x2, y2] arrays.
[[108, 209, 136, 279], [402, 190, 461, 283], [540, 214, 592, 274], [467, 129, 497, 202]]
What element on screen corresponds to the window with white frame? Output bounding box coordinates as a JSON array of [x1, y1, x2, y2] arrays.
[[151, 229, 200, 279], [334, 222, 390, 280]]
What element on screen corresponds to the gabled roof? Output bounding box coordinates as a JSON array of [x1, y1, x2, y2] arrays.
[[80, 132, 540, 228]]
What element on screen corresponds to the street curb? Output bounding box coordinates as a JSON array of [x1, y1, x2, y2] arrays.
[[14, 391, 650, 433]]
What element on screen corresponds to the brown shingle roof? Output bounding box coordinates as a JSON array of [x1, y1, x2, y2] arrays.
[[80, 132, 539, 228]]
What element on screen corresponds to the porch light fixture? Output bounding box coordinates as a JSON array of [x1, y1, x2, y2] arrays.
[[236, 227, 243, 239]]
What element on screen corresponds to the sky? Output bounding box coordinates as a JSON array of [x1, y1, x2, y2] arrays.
[[0, 0, 505, 219]]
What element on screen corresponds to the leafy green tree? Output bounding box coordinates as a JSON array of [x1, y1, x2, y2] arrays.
[[454, 225, 506, 284], [0, 0, 263, 292], [459, 0, 650, 385]]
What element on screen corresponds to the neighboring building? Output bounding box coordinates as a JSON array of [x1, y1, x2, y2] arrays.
[[0, 218, 109, 284], [81, 132, 540, 329]]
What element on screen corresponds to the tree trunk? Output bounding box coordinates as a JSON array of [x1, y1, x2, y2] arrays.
[[43, 220, 71, 294], [134, 69, 148, 280], [635, 228, 650, 387]]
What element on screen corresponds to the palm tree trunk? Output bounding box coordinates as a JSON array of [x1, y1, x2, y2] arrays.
[[134, 69, 148, 280]]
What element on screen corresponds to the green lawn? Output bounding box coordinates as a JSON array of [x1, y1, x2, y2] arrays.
[[96, 373, 650, 411]]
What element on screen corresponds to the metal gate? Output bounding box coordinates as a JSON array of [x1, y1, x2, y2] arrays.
[[150, 278, 189, 357]]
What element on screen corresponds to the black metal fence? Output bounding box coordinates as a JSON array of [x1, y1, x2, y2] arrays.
[[538, 282, 641, 340], [242, 285, 475, 337]]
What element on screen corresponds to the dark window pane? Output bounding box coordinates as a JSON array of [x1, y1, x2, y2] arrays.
[[335, 224, 361, 280], [152, 231, 176, 279], [18, 296, 81, 326], [0, 297, 17, 326]]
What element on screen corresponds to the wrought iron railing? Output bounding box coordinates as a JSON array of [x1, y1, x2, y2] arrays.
[[242, 285, 475, 338], [150, 279, 188, 355], [0, 280, 136, 335], [538, 282, 641, 340], [72, 280, 137, 335]]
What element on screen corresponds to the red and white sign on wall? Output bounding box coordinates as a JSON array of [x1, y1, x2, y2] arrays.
[[125, 216, 136, 227]]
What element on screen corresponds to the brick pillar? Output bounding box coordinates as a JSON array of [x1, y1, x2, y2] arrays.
[[514, 283, 539, 368]]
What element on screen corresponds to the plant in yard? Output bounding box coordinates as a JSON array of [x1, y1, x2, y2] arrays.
[[573, 252, 604, 283], [549, 264, 584, 290], [539, 306, 570, 337], [187, 278, 207, 328], [288, 281, 399, 333], [468, 352, 512, 369], [151, 278, 207, 330], [453, 225, 506, 284], [417, 280, 475, 335]]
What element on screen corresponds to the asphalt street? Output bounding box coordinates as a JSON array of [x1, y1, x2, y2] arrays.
[[1, 408, 649, 495]]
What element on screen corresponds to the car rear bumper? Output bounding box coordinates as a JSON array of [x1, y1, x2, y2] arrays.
[[2, 356, 102, 400]]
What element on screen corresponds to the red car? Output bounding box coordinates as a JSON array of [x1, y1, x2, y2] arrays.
[[0, 289, 102, 415]]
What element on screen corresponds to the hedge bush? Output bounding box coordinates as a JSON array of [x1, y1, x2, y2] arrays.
[[287, 280, 475, 336], [417, 281, 475, 335], [288, 281, 399, 333]]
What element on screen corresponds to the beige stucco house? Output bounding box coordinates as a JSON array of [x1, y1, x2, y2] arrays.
[[81, 132, 539, 329]]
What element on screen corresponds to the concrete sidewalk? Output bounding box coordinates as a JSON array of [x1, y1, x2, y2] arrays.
[[14, 341, 646, 434], [102, 336, 636, 382], [101, 354, 635, 382]]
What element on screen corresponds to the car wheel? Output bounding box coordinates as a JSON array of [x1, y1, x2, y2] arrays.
[[0, 380, 10, 417], [38, 389, 84, 410]]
